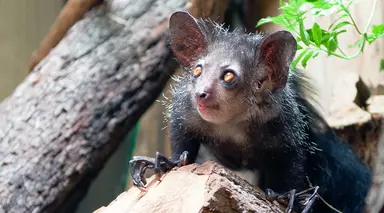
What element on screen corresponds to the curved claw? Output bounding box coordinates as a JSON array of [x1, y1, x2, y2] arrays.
[[129, 156, 155, 190], [129, 151, 192, 191], [265, 188, 279, 201], [178, 151, 189, 166]]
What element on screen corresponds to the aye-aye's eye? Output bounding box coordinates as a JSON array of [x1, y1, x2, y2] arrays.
[[193, 65, 202, 78], [256, 78, 265, 89], [257, 81, 262, 89], [223, 70, 236, 83]]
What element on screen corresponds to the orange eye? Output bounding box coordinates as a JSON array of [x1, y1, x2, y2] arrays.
[[193, 66, 202, 77], [223, 71, 235, 83]]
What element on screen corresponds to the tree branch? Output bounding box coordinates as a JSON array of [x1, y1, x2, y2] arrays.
[[94, 161, 285, 213]]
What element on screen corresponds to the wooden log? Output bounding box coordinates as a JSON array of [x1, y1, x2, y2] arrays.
[[93, 161, 285, 213], [0, 0, 189, 212]]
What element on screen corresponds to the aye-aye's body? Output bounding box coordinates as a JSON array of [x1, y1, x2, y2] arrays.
[[130, 11, 371, 213]]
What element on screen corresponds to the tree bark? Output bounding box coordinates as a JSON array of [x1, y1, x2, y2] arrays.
[[93, 161, 285, 213], [0, 0, 188, 212]]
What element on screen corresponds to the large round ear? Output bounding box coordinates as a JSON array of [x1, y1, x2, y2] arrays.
[[169, 11, 207, 68], [257, 30, 297, 91]]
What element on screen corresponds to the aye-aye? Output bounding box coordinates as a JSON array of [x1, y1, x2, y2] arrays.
[[129, 11, 371, 213]]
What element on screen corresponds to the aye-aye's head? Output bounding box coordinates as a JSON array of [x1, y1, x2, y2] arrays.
[[169, 11, 297, 125]]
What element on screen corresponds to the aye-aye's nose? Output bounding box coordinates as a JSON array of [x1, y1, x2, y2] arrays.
[[195, 87, 213, 100]]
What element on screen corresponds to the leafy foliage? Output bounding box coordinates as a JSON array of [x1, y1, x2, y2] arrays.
[[257, 0, 383, 71]]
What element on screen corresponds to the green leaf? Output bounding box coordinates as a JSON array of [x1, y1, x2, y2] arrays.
[[312, 51, 320, 59], [372, 24, 384, 36], [299, 19, 310, 45], [292, 49, 309, 69], [311, 22, 322, 46], [320, 30, 331, 45], [380, 59, 384, 72], [364, 24, 384, 44], [327, 37, 338, 54], [328, 14, 349, 30], [297, 43, 303, 50], [256, 15, 290, 28], [301, 51, 314, 68], [256, 17, 273, 27], [283, 18, 299, 31], [311, 1, 337, 10], [346, 0, 356, 9], [349, 38, 364, 48], [332, 21, 351, 31], [334, 29, 347, 36], [366, 34, 378, 44]]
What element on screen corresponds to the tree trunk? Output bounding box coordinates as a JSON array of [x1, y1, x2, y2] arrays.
[[93, 161, 285, 213], [0, 0, 188, 212]]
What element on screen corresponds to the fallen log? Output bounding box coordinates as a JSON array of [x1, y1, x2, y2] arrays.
[[93, 161, 285, 213]]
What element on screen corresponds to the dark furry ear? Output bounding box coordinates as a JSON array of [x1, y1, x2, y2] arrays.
[[258, 30, 297, 91], [169, 11, 207, 68]]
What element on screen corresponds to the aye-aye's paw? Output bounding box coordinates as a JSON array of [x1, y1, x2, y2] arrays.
[[129, 151, 189, 192]]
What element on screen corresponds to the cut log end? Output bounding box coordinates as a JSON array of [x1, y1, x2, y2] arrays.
[[93, 161, 285, 213]]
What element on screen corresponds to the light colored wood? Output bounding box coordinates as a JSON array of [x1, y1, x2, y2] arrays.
[[368, 95, 384, 114], [325, 70, 372, 128], [97, 161, 285, 213]]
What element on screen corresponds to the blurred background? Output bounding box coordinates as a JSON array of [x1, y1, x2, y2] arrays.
[[0, 0, 383, 212]]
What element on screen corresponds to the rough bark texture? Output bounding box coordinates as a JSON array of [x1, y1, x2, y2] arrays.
[[94, 161, 285, 213], [0, 0, 188, 212]]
